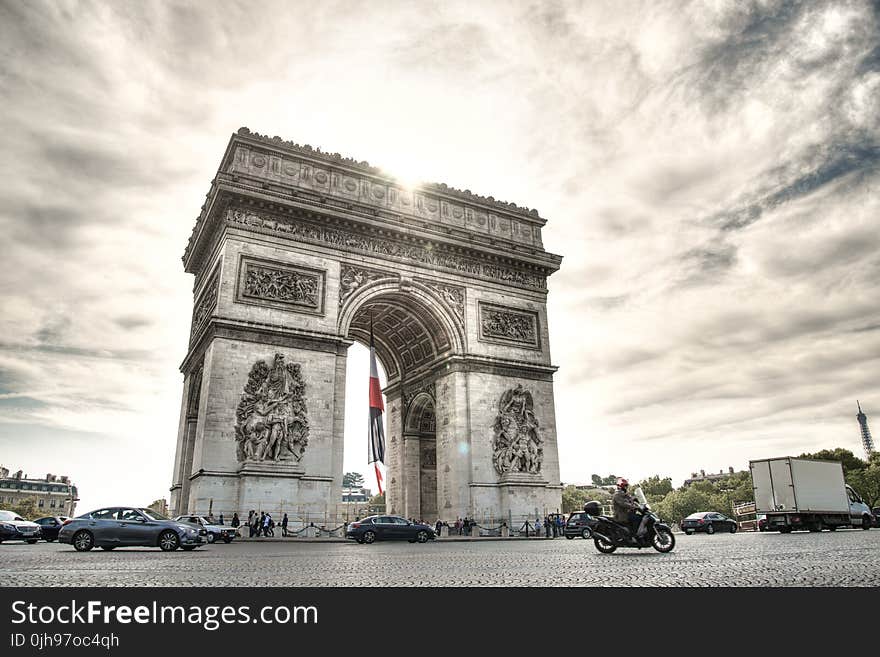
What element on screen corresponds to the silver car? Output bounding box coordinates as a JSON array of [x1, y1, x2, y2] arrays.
[[58, 507, 205, 552], [173, 515, 236, 543]]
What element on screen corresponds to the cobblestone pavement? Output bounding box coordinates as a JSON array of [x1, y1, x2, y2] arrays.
[[3, 530, 879, 586]]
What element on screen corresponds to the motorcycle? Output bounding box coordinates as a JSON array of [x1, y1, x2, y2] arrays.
[[585, 486, 675, 554]]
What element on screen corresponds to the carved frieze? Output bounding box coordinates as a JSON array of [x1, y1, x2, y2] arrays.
[[478, 302, 540, 349], [418, 280, 465, 326], [236, 256, 325, 315], [234, 353, 309, 463], [492, 384, 543, 476], [339, 264, 389, 306], [226, 208, 547, 292], [190, 270, 219, 342]]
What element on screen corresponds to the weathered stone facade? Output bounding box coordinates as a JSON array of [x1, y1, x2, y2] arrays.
[[170, 128, 563, 522]]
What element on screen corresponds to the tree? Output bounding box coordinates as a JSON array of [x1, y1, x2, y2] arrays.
[[561, 485, 589, 514], [367, 492, 385, 507], [9, 497, 38, 520], [638, 475, 673, 503], [591, 474, 602, 486], [343, 472, 365, 488], [799, 448, 867, 475]]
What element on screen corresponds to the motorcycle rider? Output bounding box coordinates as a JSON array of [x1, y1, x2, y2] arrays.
[[612, 477, 646, 538]]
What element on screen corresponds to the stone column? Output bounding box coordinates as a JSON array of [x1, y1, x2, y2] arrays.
[[330, 347, 348, 510], [403, 434, 421, 520]]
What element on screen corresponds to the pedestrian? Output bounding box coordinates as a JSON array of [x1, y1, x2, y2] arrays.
[[247, 510, 254, 533], [231, 513, 240, 528], [557, 515, 564, 536], [262, 513, 271, 537], [550, 515, 557, 538], [435, 519, 442, 537], [282, 513, 289, 537], [535, 517, 542, 537], [257, 512, 265, 537], [219, 513, 224, 526]]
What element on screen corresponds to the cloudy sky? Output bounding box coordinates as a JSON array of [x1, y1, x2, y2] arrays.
[[1, 0, 878, 512]]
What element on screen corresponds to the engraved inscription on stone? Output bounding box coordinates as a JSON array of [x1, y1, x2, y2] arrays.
[[234, 353, 309, 463], [492, 384, 543, 476], [190, 270, 219, 341], [236, 256, 325, 314], [479, 303, 539, 348]]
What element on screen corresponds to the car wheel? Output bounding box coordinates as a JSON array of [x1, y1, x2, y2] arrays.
[[593, 536, 617, 554], [581, 528, 592, 539], [206, 533, 216, 544], [362, 531, 376, 544], [862, 516, 872, 530], [685, 529, 694, 535], [159, 530, 180, 551], [101, 546, 115, 551], [73, 530, 94, 552], [181, 546, 197, 551], [416, 530, 429, 543], [706, 524, 715, 535], [26, 539, 38, 544], [729, 523, 737, 534]]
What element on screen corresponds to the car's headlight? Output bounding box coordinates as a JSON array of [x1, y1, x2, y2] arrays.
[[176, 524, 195, 533]]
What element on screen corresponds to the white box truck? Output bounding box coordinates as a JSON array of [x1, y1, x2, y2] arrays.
[[749, 457, 873, 532]]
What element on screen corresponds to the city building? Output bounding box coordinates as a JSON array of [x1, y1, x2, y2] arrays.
[[0, 466, 79, 516], [683, 466, 744, 486], [341, 487, 372, 503]]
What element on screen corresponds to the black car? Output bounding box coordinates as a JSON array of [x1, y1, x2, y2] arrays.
[[345, 515, 435, 544], [33, 516, 69, 542], [681, 512, 738, 535], [564, 511, 598, 539], [58, 507, 206, 551]]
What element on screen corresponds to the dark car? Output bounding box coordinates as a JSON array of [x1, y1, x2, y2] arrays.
[[681, 512, 738, 535], [564, 511, 598, 539], [58, 507, 206, 552], [0, 510, 42, 544], [345, 515, 435, 544], [33, 516, 69, 542]]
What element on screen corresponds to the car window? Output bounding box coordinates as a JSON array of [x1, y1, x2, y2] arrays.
[[375, 516, 392, 524], [90, 508, 118, 520], [118, 509, 144, 522], [393, 518, 409, 525]]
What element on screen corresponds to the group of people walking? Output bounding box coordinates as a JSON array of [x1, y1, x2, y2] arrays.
[[523, 515, 565, 538]]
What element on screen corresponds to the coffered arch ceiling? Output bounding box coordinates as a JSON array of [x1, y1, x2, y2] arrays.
[[346, 289, 457, 383]]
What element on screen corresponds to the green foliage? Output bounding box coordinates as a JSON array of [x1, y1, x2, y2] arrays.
[[367, 492, 385, 507], [562, 485, 610, 514], [638, 475, 673, 503], [846, 464, 880, 508], [343, 472, 365, 488], [591, 474, 618, 486], [8, 497, 39, 520], [799, 448, 867, 474]]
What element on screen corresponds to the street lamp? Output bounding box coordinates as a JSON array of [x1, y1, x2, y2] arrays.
[[719, 487, 733, 514]]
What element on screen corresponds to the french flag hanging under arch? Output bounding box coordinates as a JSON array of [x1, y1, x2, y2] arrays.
[[368, 317, 385, 495]]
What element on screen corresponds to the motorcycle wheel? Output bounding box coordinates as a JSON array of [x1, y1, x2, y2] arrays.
[[652, 527, 675, 553], [594, 536, 617, 554]]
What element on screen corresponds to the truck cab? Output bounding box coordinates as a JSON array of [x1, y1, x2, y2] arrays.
[[845, 485, 872, 527]]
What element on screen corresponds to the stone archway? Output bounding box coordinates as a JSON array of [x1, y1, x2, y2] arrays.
[[169, 128, 564, 524]]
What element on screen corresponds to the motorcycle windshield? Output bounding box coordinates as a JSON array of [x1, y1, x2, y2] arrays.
[[633, 486, 649, 508]]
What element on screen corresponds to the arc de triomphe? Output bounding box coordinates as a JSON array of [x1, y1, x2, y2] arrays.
[[169, 128, 563, 523]]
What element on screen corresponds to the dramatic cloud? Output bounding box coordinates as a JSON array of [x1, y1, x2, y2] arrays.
[[0, 0, 877, 510]]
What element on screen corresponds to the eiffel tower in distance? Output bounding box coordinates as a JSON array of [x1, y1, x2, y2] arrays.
[[857, 401, 875, 459]]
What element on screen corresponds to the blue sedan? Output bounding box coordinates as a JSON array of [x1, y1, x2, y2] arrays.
[[59, 507, 205, 552]]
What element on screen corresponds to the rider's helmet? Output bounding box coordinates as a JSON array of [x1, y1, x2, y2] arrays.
[[616, 477, 629, 490]]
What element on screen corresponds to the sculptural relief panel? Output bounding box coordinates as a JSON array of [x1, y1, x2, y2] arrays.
[[190, 268, 219, 342], [235, 255, 326, 315], [492, 384, 543, 476], [478, 302, 540, 349]]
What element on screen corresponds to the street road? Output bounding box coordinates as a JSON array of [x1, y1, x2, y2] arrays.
[[2, 530, 878, 586]]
